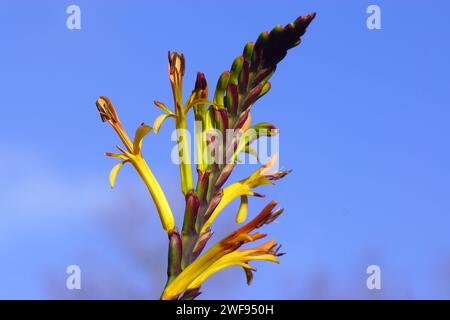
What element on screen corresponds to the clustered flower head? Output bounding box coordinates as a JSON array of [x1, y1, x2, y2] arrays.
[[95, 13, 315, 299]]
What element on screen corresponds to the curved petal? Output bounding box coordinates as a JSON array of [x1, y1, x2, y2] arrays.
[[236, 195, 249, 223], [133, 123, 152, 155], [109, 160, 127, 188], [153, 113, 174, 134]]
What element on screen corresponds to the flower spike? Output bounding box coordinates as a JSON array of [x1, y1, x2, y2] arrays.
[[95, 12, 315, 300]]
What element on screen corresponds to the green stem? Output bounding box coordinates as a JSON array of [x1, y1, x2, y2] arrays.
[[175, 112, 194, 195]]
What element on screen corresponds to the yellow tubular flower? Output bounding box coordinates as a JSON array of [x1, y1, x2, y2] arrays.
[[201, 155, 289, 233], [161, 200, 283, 300], [186, 239, 280, 290], [130, 153, 175, 232], [96, 96, 175, 233]]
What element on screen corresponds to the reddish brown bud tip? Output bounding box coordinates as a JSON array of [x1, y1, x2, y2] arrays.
[[194, 72, 207, 91]]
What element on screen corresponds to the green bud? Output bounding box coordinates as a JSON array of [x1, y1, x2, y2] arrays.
[[243, 42, 254, 62], [213, 71, 230, 105], [258, 82, 271, 99], [230, 56, 244, 85]]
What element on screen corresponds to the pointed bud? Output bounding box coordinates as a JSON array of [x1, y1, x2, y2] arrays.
[[251, 67, 275, 88], [226, 83, 239, 116], [235, 110, 250, 131], [214, 108, 229, 133], [214, 71, 230, 106], [196, 170, 210, 202], [243, 42, 254, 62], [254, 31, 269, 55], [252, 31, 269, 69], [230, 56, 244, 85], [263, 25, 285, 67], [238, 61, 250, 94], [284, 22, 300, 49], [194, 72, 208, 98], [294, 12, 316, 38], [193, 72, 209, 119], [241, 83, 263, 111], [167, 229, 183, 282], [258, 82, 271, 99], [215, 163, 236, 189], [182, 191, 200, 236], [193, 230, 214, 259], [203, 191, 223, 221]]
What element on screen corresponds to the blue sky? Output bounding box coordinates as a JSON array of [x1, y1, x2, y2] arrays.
[[0, 0, 449, 299]]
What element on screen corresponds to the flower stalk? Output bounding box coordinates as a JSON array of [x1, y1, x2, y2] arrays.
[[96, 13, 315, 300], [169, 52, 194, 195]]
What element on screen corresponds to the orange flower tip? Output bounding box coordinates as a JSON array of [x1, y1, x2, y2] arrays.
[[249, 232, 267, 241]]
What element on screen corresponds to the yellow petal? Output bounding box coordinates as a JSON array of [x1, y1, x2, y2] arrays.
[[201, 182, 253, 233], [133, 123, 152, 155], [153, 113, 174, 134], [109, 161, 127, 188], [201, 157, 278, 233], [236, 195, 249, 223]]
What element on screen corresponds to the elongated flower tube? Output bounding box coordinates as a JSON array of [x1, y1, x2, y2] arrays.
[[161, 200, 283, 300], [96, 96, 175, 232], [201, 155, 289, 233], [187, 239, 282, 290]]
